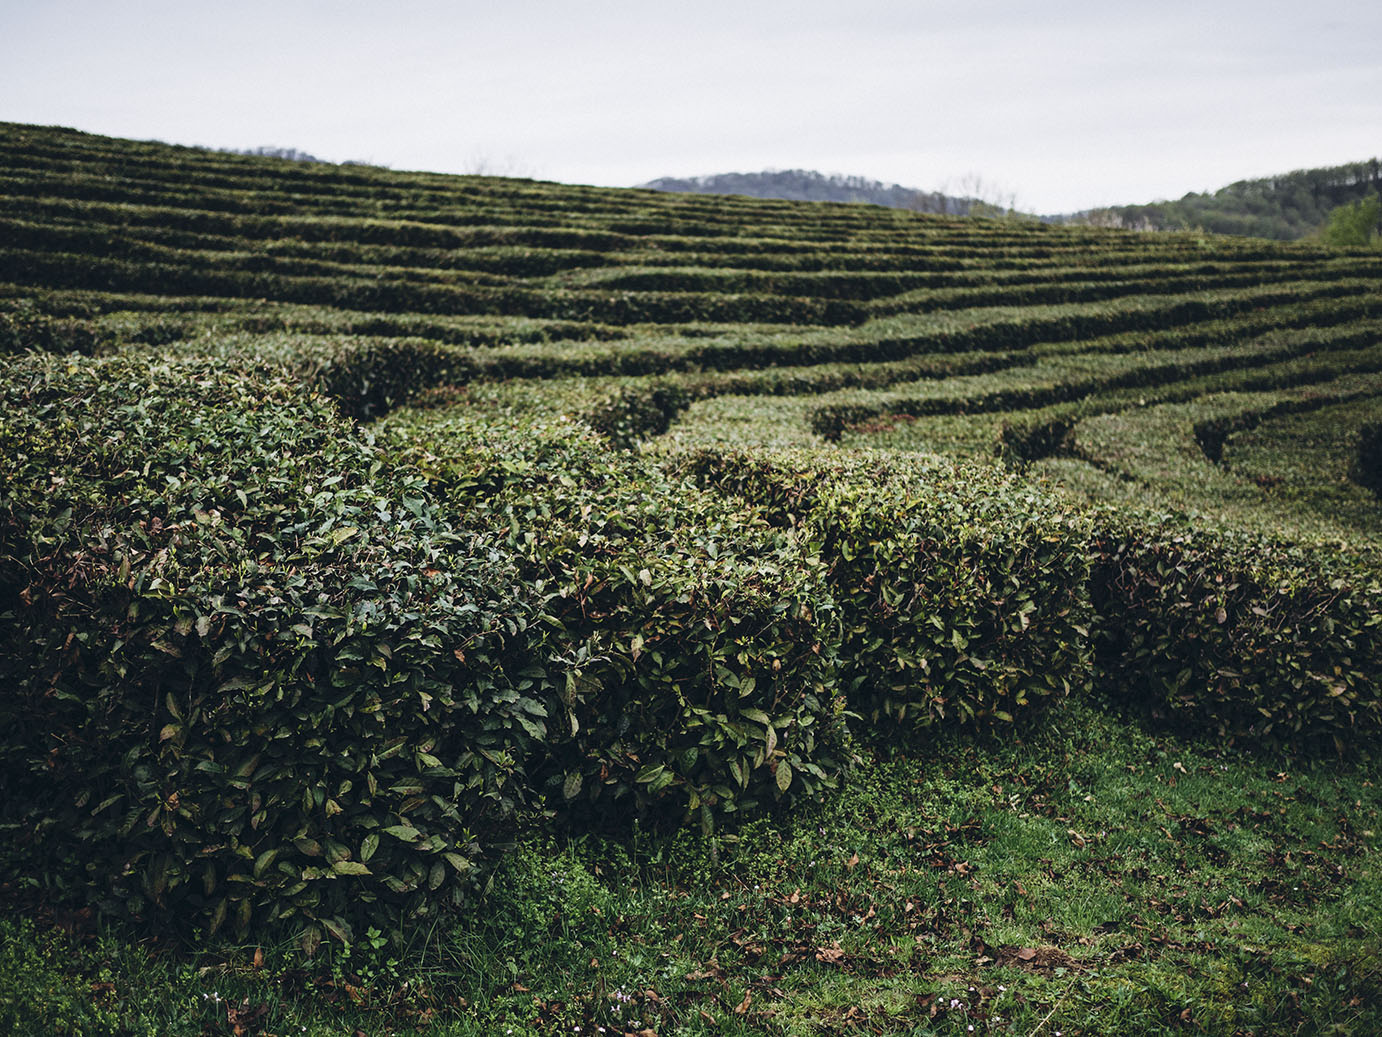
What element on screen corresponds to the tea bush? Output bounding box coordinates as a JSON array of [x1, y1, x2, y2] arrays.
[[671, 448, 1094, 738], [382, 409, 851, 831], [1089, 516, 1382, 752], [1353, 422, 1382, 495], [0, 353, 546, 944]]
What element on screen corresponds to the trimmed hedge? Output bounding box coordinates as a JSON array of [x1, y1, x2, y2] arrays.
[[380, 410, 851, 831], [1353, 423, 1382, 496], [0, 307, 101, 355], [0, 248, 869, 326], [812, 321, 1382, 441], [1089, 517, 1382, 752], [670, 448, 1094, 737], [0, 354, 547, 945]]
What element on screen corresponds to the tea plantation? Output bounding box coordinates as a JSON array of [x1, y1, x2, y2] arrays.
[[2, 122, 1380, 1036]]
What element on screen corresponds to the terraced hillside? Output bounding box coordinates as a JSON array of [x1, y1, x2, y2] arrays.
[[4, 123, 1380, 545], [3, 120, 1381, 968]]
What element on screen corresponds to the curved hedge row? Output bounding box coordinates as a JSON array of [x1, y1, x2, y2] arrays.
[[0, 247, 867, 326], [379, 410, 852, 829], [668, 448, 1095, 736], [0, 355, 855, 943], [810, 321, 1382, 440], [0, 353, 550, 945], [1089, 517, 1382, 752]]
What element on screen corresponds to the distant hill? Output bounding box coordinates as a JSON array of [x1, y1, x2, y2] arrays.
[[644, 161, 1382, 242], [1055, 160, 1382, 240], [639, 169, 978, 215]]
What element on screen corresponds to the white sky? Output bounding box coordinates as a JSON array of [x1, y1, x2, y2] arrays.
[[2, 0, 1378, 213]]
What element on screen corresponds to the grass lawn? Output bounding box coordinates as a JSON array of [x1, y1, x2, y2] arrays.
[[4, 698, 1378, 1036]]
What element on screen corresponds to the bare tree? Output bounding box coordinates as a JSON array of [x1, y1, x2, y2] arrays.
[[946, 172, 1021, 218], [463, 153, 539, 179]]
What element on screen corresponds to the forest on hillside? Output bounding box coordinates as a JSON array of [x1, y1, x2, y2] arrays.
[[644, 162, 1382, 241], [1053, 160, 1382, 239]]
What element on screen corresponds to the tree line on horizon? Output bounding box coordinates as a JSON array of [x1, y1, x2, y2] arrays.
[[1071, 158, 1382, 241], [641, 162, 1382, 243]]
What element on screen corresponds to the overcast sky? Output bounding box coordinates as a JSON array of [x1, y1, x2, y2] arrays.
[[3, 0, 1378, 213]]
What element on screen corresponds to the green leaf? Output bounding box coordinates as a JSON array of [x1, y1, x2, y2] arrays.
[[252, 848, 278, 879], [330, 526, 359, 546], [331, 860, 371, 876], [634, 763, 666, 785], [562, 771, 583, 800], [775, 761, 793, 793], [443, 852, 472, 873], [321, 917, 354, 944]]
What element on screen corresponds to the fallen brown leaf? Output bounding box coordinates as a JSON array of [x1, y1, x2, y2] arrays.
[[816, 943, 846, 965]]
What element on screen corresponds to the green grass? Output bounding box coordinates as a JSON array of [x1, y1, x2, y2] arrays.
[[5, 699, 1379, 1036]]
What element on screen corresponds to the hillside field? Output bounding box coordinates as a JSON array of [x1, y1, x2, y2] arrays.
[[1, 123, 1380, 1036]]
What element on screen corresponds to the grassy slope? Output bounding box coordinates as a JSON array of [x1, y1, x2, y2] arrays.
[[3, 700, 1379, 1036], [2, 123, 1381, 1035]]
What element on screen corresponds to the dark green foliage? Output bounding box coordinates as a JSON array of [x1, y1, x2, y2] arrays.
[[0, 353, 546, 943], [0, 246, 868, 327], [0, 305, 100, 355], [383, 411, 851, 829], [5, 119, 1382, 968], [996, 414, 1076, 465], [585, 383, 695, 448], [1353, 422, 1382, 495], [1089, 517, 1382, 752], [672, 448, 1094, 736], [811, 319, 1382, 442]]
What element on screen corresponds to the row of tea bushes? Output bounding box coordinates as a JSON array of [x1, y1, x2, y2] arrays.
[[810, 319, 1382, 440], [666, 447, 1096, 736], [0, 353, 855, 945], [0, 352, 550, 947], [854, 339, 1382, 468], [866, 261, 1382, 316], [2, 285, 629, 351], [1050, 381, 1382, 544], [1089, 518, 1382, 753], [4, 347, 1377, 949], [0, 247, 870, 326], [661, 443, 1382, 754], [378, 409, 852, 830]]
